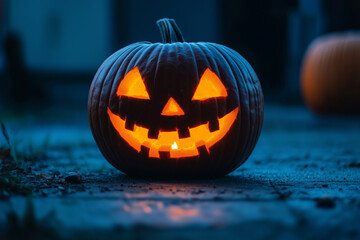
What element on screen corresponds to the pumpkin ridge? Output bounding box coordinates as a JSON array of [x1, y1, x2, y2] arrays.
[[220, 44, 262, 162], [231, 47, 263, 169], [231, 51, 263, 167], [107, 45, 150, 168], [90, 46, 132, 143], [195, 43, 229, 173], [146, 43, 166, 135], [101, 45, 146, 169], [208, 43, 248, 172], [209, 43, 258, 172], [91, 55, 123, 168]]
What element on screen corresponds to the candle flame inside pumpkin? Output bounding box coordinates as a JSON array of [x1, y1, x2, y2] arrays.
[[171, 141, 178, 150]]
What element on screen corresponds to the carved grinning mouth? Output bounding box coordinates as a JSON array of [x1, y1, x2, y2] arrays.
[[107, 107, 239, 158]]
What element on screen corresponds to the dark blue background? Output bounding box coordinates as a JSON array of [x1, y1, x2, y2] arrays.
[[0, 0, 359, 109]]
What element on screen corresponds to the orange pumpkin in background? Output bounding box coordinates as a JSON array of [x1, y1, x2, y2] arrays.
[[301, 32, 360, 114]]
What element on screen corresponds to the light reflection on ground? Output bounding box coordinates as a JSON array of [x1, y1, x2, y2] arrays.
[[167, 206, 200, 221], [122, 200, 202, 223]]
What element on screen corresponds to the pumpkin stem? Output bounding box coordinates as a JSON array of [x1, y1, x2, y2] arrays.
[[156, 18, 185, 43]]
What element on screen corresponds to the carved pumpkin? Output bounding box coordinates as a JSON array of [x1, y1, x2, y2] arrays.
[[88, 18, 264, 178], [301, 32, 360, 114]]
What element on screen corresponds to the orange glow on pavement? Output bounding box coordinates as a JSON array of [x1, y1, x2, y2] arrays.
[[167, 206, 200, 221]]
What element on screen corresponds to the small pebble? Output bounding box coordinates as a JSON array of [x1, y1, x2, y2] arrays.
[[2, 190, 9, 198], [58, 180, 66, 185], [65, 174, 82, 184], [100, 187, 110, 192], [213, 196, 224, 201], [316, 196, 335, 209], [349, 162, 360, 167], [191, 190, 205, 195]]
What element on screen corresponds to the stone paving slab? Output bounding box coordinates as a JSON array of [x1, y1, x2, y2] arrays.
[[1, 104, 360, 239], [1, 197, 297, 229]]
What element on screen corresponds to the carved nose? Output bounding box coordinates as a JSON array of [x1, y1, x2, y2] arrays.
[[161, 97, 185, 116]]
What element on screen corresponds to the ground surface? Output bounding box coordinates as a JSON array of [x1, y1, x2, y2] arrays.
[[0, 104, 360, 240]]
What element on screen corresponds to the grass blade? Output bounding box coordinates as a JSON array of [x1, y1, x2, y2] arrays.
[[1, 122, 10, 147]]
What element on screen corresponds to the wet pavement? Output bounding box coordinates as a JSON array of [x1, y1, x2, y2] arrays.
[[0, 104, 360, 239]]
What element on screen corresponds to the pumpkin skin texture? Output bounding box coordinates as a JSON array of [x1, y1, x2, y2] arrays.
[[301, 32, 360, 114], [88, 19, 264, 178]]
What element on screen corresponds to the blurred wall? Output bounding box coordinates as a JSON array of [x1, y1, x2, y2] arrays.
[[119, 0, 220, 44], [220, 0, 291, 95], [7, 0, 113, 73], [1, 0, 360, 105], [286, 0, 360, 97], [286, 0, 325, 95], [3, 0, 220, 74], [0, 0, 221, 107]]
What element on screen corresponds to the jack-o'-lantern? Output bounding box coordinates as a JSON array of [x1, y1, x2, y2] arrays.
[[88, 18, 264, 178]]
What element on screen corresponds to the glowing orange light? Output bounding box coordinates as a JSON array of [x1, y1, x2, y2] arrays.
[[143, 206, 152, 213], [161, 97, 185, 116], [192, 68, 228, 100], [107, 107, 239, 158], [167, 206, 200, 221], [116, 67, 150, 99], [171, 141, 178, 150]]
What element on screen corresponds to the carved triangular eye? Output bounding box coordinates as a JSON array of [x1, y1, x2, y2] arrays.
[[116, 67, 150, 99], [192, 68, 227, 100]]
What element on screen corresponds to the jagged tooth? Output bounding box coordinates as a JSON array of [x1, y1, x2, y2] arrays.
[[178, 126, 190, 139], [159, 151, 170, 159], [119, 99, 128, 119], [140, 145, 150, 158], [208, 118, 220, 132], [197, 144, 209, 156], [148, 127, 159, 139], [125, 118, 135, 131]]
